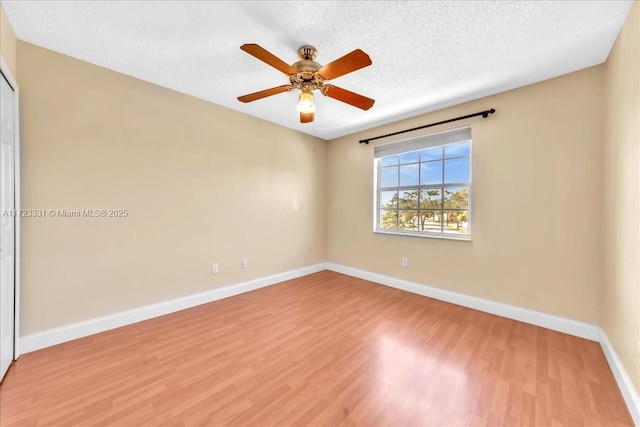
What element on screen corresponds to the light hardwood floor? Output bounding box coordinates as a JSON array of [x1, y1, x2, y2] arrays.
[[0, 271, 633, 426]]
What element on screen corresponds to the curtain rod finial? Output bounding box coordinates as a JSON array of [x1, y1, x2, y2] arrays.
[[483, 108, 496, 117]]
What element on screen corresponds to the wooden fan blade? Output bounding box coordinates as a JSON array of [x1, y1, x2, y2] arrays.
[[316, 49, 372, 80], [240, 44, 297, 75], [300, 112, 314, 123], [237, 85, 291, 103], [322, 85, 375, 110]]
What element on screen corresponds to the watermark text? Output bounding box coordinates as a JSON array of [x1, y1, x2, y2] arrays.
[[2, 209, 129, 218]]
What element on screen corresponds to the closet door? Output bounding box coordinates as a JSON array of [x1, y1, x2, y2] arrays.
[[0, 71, 16, 381]]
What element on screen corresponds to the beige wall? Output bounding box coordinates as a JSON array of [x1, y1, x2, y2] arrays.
[[603, 1, 640, 393], [0, 3, 16, 77], [327, 66, 604, 325], [17, 41, 327, 335]]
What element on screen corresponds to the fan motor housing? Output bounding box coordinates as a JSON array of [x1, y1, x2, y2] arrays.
[[292, 60, 321, 77], [292, 45, 322, 81]]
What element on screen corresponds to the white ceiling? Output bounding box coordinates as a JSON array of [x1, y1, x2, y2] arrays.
[[2, 1, 633, 140]]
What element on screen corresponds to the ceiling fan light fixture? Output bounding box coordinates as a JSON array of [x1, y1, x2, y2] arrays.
[[297, 91, 315, 114], [238, 44, 374, 123]]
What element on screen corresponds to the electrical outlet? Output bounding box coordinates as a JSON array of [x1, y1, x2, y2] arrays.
[[211, 263, 218, 274], [242, 258, 249, 269], [401, 257, 408, 268]]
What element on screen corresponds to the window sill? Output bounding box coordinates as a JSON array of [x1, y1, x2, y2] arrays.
[[374, 229, 471, 241]]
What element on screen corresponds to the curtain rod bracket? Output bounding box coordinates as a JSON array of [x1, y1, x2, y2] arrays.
[[359, 108, 496, 144]]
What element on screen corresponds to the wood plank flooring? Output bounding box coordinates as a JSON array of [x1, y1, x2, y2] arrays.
[[0, 271, 633, 426]]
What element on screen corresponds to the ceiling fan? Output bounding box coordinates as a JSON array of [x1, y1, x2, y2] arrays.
[[237, 44, 375, 123]]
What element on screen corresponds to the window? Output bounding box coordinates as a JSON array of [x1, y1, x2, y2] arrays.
[[374, 127, 471, 239]]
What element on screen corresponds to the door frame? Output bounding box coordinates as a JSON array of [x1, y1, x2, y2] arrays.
[[0, 54, 20, 360]]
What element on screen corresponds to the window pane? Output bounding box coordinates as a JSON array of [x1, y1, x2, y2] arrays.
[[398, 189, 419, 209], [444, 187, 469, 209], [376, 137, 471, 237], [421, 146, 443, 161], [399, 210, 418, 230], [443, 210, 469, 234], [399, 151, 420, 164], [420, 188, 442, 210], [444, 157, 470, 183], [399, 164, 419, 186], [381, 166, 398, 187], [381, 155, 398, 167], [445, 141, 470, 158], [420, 210, 442, 232], [420, 161, 442, 185], [380, 191, 398, 208], [380, 210, 398, 229]]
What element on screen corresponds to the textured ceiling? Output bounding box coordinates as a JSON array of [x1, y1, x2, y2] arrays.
[[2, 1, 633, 140]]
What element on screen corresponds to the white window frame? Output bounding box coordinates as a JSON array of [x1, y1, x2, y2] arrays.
[[373, 126, 472, 241]]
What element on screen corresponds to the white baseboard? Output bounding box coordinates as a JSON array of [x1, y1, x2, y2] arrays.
[[599, 330, 640, 426], [19, 263, 327, 354], [327, 263, 600, 341]]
